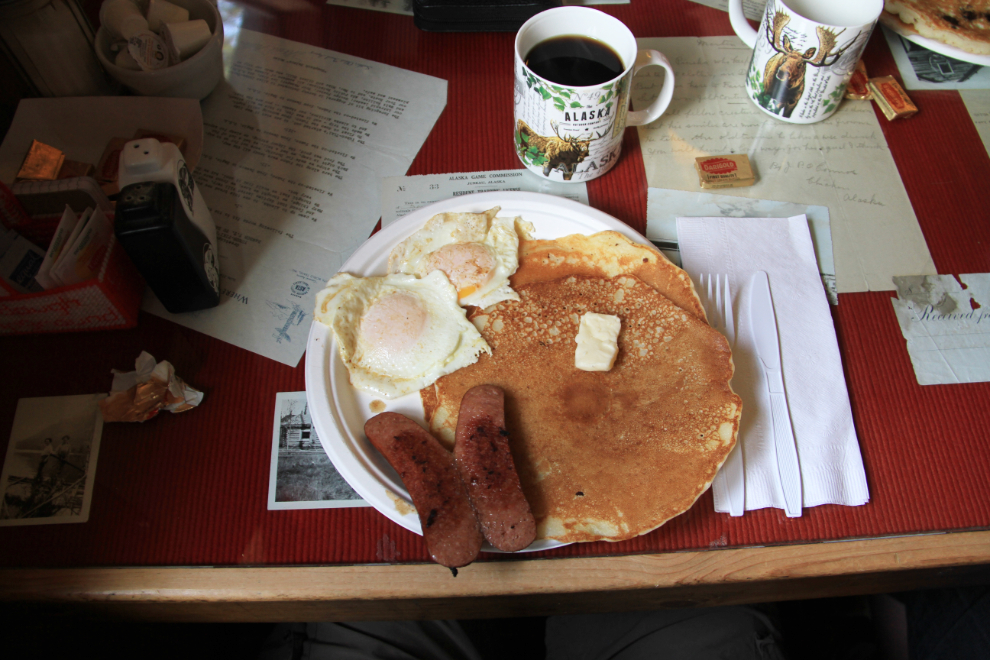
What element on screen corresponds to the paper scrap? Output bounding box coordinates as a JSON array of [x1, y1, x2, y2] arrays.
[[645, 187, 837, 304], [143, 29, 448, 366], [0, 394, 104, 526], [99, 351, 203, 422], [961, 90, 990, 156], [881, 26, 990, 91], [633, 36, 937, 294], [268, 391, 367, 510], [891, 274, 990, 385], [381, 169, 589, 228]]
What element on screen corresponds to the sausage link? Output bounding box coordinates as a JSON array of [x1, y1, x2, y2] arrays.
[[364, 412, 482, 569], [454, 385, 536, 552]]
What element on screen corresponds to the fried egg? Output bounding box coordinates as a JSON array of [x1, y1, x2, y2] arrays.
[[314, 270, 491, 399], [387, 207, 533, 309]]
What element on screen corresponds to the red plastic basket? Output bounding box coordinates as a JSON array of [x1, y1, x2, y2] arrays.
[[0, 181, 145, 335]]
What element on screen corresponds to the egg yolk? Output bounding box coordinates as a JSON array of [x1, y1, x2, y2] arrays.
[[424, 243, 496, 300], [360, 292, 428, 357]]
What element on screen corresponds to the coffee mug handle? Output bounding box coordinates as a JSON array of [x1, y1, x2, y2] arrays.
[[627, 50, 675, 127], [728, 0, 758, 48]]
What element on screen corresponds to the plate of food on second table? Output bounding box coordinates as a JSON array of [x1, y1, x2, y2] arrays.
[[305, 191, 742, 566], [880, 3, 990, 67]]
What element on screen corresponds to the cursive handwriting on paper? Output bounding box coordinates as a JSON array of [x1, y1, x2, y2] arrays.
[[632, 37, 935, 294]]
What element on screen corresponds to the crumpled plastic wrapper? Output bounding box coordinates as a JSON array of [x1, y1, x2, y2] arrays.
[[99, 351, 204, 422]]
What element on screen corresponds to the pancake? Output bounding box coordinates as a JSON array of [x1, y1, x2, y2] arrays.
[[881, 1, 990, 56], [424, 274, 741, 544], [511, 231, 707, 322]]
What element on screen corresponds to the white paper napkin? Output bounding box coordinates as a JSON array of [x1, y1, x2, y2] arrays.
[[677, 215, 870, 513]]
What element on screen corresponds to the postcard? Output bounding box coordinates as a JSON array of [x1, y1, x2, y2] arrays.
[[891, 274, 990, 385], [0, 394, 104, 526], [268, 392, 367, 510], [881, 26, 990, 91]]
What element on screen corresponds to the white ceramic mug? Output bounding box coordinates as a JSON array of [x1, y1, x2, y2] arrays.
[[729, 0, 882, 123], [514, 7, 675, 183]]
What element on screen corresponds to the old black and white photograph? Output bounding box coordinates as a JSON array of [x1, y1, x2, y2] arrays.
[[0, 394, 104, 526], [881, 26, 990, 90], [268, 391, 366, 510]]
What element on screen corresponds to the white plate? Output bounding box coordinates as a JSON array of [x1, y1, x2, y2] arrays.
[[304, 191, 652, 554], [883, 18, 990, 67]]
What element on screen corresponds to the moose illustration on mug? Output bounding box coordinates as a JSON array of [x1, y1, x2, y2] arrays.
[[758, 10, 858, 118], [515, 120, 608, 181]]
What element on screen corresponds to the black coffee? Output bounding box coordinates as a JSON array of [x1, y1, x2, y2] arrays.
[[525, 35, 624, 87]]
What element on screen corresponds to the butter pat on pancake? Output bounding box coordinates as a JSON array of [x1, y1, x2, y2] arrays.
[[574, 312, 621, 372], [424, 274, 741, 544], [513, 231, 706, 321]]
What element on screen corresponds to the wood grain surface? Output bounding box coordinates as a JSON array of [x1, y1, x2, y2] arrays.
[[3, 531, 989, 621]]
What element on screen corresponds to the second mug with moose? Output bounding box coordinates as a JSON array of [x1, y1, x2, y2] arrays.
[[513, 6, 675, 183], [729, 0, 883, 123]]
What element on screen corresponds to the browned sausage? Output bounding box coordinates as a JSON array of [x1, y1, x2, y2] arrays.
[[454, 385, 536, 552], [364, 412, 482, 570]]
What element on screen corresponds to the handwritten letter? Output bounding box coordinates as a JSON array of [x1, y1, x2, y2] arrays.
[[634, 37, 936, 293]]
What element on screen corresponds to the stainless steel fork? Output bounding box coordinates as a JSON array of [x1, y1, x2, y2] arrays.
[[701, 274, 745, 517]]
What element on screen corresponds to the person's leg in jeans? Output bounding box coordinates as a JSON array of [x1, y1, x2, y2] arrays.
[[258, 620, 483, 660], [545, 606, 787, 660]]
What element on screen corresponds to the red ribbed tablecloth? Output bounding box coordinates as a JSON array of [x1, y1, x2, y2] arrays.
[[0, 0, 988, 568]]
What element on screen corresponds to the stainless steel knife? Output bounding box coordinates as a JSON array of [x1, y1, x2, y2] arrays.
[[750, 271, 803, 518]]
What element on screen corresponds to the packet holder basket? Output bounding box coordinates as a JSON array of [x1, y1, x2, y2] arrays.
[[0, 181, 145, 335]]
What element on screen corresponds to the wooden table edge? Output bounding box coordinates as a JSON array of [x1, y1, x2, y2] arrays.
[[2, 530, 988, 621]]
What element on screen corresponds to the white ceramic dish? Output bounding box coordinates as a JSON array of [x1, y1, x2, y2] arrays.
[[883, 19, 990, 67], [95, 0, 224, 99], [304, 191, 652, 554]]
